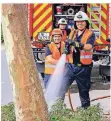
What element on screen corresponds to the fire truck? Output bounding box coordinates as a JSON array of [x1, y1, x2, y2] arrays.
[[27, 4, 111, 80]]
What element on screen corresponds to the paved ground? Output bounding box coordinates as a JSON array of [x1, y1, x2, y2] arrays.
[[64, 90, 110, 121], [65, 90, 110, 114]]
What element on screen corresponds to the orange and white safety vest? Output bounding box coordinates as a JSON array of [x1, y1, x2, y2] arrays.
[[44, 42, 64, 74], [69, 29, 93, 65], [44, 42, 73, 74]]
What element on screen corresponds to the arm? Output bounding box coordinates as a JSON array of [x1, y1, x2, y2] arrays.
[[83, 44, 93, 51], [45, 55, 58, 65], [45, 46, 58, 65], [83, 33, 95, 51]]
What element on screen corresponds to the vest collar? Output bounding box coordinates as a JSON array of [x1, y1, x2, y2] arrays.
[[77, 29, 86, 37]]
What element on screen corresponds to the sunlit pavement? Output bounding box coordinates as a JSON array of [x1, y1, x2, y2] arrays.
[[65, 90, 110, 114]]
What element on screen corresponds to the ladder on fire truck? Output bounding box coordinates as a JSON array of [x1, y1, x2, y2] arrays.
[[88, 4, 101, 41], [88, 3, 110, 45]]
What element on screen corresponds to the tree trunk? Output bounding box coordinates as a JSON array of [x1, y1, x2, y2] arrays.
[[2, 4, 49, 121]]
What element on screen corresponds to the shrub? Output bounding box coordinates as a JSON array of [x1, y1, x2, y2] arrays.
[[1, 102, 16, 121], [50, 99, 103, 121], [1, 100, 104, 121]]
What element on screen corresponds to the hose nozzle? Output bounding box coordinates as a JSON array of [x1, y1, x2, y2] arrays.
[[63, 39, 73, 55], [63, 39, 84, 55]]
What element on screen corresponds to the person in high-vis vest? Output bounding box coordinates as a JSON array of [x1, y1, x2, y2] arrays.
[[56, 11, 95, 109], [58, 18, 71, 42], [44, 28, 65, 88]]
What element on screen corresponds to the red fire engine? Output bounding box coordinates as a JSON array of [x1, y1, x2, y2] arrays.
[[27, 4, 111, 81]]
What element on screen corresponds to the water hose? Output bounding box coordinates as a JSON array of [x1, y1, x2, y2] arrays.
[[68, 89, 110, 112], [91, 95, 110, 102], [68, 89, 74, 112]]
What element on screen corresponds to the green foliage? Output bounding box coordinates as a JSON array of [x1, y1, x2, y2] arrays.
[[50, 99, 103, 121], [1, 102, 16, 121], [1, 100, 104, 121], [50, 99, 73, 121], [72, 104, 103, 121]]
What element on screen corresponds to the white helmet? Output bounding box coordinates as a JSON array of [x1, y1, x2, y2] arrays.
[[74, 11, 88, 21], [58, 18, 67, 25]]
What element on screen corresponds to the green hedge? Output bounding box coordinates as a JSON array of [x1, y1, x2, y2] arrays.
[[1, 102, 16, 121], [1, 100, 104, 121], [50, 99, 103, 121]]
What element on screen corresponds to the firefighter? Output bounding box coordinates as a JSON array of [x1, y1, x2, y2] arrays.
[[44, 28, 65, 88], [58, 18, 71, 42], [56, 11, 95, 109]]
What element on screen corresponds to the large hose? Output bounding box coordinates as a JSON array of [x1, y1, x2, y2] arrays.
[[68, 89, 110, 112]]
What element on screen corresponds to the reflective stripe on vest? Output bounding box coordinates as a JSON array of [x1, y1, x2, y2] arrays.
[[45, 63, 56, 68], [44, 67, 55, 74], [81, 55, 92, 58], [80, 50, 93, 65]]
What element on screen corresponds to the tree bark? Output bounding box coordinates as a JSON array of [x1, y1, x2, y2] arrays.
[[2, 4, 49, 121]]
